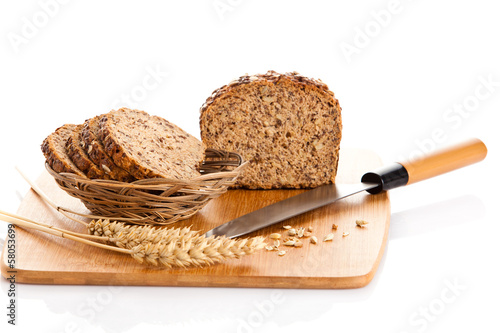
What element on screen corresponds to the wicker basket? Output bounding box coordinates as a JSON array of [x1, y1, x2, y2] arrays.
[[46, 149, 246, 225]]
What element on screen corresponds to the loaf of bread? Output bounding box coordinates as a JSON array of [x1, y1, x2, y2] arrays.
[[199, 70, 342, 189], [41, 124, 87, 178], [98, 108, 205, 180], [41, 108, 205, 181]]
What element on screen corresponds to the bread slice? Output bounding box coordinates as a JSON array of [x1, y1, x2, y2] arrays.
[[41, 124, 87, 177], [66, 124, 108, 179], [199, 70, 342, 189], [81, 115, 134, 182], [99, 108, 205, 180]]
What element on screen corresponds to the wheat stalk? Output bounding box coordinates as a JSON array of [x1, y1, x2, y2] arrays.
[[0, 212, 266, 268], [0, 212, 130, 254]]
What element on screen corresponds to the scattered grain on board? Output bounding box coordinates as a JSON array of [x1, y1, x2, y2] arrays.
[[356, 220, 369, 227], [323, 233, 334, 242]]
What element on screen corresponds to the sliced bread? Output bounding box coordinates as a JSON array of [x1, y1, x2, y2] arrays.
[[41, 124, 87, 178], [66, 124, 108, 179], [99, 108, 205, 180], [81, 115, 135, 182], [199, 70, 342, 189]]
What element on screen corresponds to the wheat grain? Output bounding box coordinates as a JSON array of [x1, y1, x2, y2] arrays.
[[356, 219, 369, 227], [323, 233, 334, 242]]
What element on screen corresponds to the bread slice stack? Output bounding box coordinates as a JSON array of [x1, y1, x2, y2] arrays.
[[200, 70, 342, 189], [42, 108, 205, 181]]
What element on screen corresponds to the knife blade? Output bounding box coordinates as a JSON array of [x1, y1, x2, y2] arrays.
[[204, 182, 378, 238], [204, 138, 487, 239]]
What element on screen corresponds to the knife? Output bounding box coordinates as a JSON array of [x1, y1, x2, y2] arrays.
[[205, 138, 487, 239]]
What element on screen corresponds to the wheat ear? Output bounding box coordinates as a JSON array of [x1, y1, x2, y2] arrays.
[[88, 219, 266, 267]]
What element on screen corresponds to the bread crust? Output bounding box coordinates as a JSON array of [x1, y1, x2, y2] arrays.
[[66, 124, 108, 179], [41, 124, 87, 177], [200, 70, 342, 189]]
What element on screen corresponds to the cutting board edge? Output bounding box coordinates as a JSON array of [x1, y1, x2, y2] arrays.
[[1, 267, 378, 289]]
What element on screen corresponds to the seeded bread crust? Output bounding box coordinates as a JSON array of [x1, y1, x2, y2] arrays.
[[199, 70, 342, 189], [66, 124, 108, 179], [81, 115, 135, 182], [99, 108, 205, 180], [41, 124, 87, 178]]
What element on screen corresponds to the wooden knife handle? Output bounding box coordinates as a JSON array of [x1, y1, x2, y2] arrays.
[[361, 138, 487, 194], [400, 138, 487, 185]]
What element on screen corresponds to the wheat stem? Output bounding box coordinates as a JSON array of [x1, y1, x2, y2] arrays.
[[16, 166, 90, 226], [0, 213, 130, 254], [0, 210, 106, 241]]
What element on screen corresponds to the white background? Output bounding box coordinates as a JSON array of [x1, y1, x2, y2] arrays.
[[1, 0, 499, 332]]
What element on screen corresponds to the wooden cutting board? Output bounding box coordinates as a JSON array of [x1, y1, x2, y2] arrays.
[[1, 149, 390, 289]]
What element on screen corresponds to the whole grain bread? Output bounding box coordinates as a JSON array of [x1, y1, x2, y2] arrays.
[[66, 124, 108, 179], [81, 115, 135, 182], [41, 124, 87, 178], [199, 70, 342, 189], [99, 108, 205, 180]]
